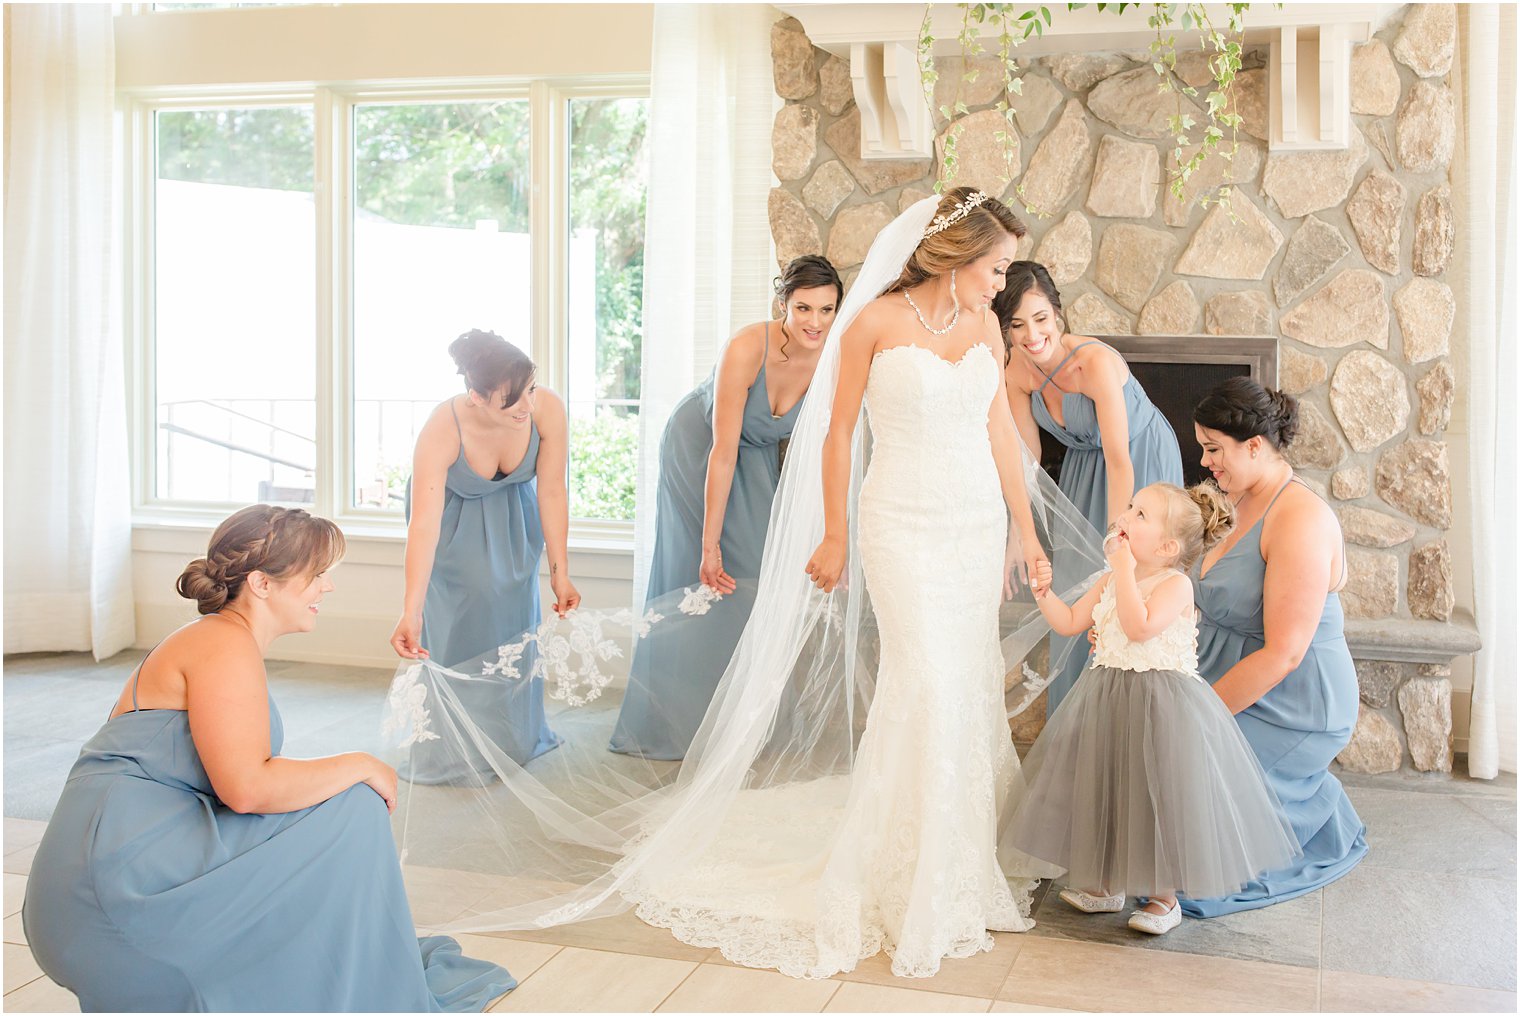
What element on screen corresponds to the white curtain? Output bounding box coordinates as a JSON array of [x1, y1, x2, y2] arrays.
[[3, 5, 135, 659], [631, 3, 778, 607], [1459, 4, 1518, 777]]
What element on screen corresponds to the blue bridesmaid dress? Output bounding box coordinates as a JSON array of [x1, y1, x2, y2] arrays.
[[610, 325, 804, 759], [405, 401, 559, 779], [1030, 340, 1183, 713], [23, 668, 515, 1012], [1185, 478, 1368, 917]]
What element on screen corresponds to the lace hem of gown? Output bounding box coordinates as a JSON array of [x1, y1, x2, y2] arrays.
[[618, 775, 1037, 980]]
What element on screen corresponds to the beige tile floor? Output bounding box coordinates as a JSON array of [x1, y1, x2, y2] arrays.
[[4, 651, 1516, 1013], [4, 814, 1512, 1015]]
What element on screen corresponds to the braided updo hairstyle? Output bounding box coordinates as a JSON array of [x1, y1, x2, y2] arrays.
[[1152, 482, 1236, 571], [1193, 375, 1300, 451], [448, 329, 535, 407], [176, 505, 346, 614], [887, 186, 1026, 294]]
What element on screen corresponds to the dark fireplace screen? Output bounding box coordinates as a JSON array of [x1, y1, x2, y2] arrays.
[[1034, 336, 1278, 490]]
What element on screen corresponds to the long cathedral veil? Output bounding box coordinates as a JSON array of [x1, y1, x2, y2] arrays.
[[385, 196, 1107, 935]]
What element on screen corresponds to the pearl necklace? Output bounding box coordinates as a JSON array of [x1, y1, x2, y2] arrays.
[[903, 270, 959, 336]]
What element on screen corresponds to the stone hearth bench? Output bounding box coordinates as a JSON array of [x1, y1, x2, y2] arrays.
[[1338, 610, 1481, 776]]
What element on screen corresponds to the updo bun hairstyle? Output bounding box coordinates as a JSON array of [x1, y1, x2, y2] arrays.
[[176, 505, 346, 615], [448, 329, 536, 408], [772, 255, 844, 360], [888, 186, 1026, 294], [1151, 482, 1237, 571], [992, 260, 1065, 364], [1193, 375, 1300, 451]]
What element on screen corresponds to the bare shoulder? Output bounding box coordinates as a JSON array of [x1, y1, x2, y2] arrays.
[[1264, 481, 1341, 551], [532, 383, 565, 418], [1152, 570, 1195, 602], [416, 397, 462, 452], [160, 617, 264, 683], [719, 322, 769, 374], [841, 297, 897, 353], [1074, 336, 1127, 387], [1004, 351, 1038, 393], [528, 385, 564, 441]]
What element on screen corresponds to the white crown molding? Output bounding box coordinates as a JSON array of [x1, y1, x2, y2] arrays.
[[776, 3, 1404, 158]]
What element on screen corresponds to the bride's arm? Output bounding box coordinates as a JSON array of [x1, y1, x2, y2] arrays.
[[986, 320, 1048, 593], [805, 308, 878, 592]]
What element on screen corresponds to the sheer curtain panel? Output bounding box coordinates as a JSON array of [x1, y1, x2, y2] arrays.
[[630, 4, 777, 607], [1458, 4, 1518, 777], [3, 5, 135, 659]]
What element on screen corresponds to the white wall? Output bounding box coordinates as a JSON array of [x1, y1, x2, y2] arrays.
[[114, 4, 655, 88], [134, 524, 636, 669], [121, 3, 654, 669]]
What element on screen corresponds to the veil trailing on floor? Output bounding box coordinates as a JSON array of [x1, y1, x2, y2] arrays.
[[384, 196, 1107, 936]]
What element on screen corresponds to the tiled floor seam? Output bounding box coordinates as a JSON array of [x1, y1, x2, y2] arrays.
[[4, 973, 46, 998], [1316, 966, 1519, 995], [485, 943, 564, 1010], [652, 960, 704, 1013]]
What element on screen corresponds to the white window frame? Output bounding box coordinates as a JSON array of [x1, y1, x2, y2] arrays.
[[124, 74, 649, 545]]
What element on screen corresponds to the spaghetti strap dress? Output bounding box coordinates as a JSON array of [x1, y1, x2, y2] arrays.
[[22, 659, 515, 1012], [404, 401, 559, 780], [610, 324, 805, 760], [1029, 340, 1183, 714], [1185, 477, 1368, 916]]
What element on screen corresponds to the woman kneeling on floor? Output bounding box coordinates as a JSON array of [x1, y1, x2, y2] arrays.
[[23, 504, 516, 1012]]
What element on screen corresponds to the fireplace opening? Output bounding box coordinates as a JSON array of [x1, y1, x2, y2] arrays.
[[1035, 335, 1278, 490]]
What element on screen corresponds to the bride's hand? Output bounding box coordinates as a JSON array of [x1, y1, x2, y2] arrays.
[[805, 535, 847, 593]]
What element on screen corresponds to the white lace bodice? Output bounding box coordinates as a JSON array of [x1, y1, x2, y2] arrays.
[[1090, 574, 1202, 677]]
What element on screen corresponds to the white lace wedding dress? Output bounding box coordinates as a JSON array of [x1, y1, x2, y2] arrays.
[[623, 339, 1037, 979]]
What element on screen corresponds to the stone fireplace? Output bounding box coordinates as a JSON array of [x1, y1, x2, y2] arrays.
[[766, 4, 1477, 773]]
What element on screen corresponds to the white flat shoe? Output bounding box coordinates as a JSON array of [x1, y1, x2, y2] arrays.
[[1127, 900, 1182, 935], [1058, 888, 1126, 913]]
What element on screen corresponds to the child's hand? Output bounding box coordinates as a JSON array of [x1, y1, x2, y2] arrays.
[[1032, 559, 1054, 598], [1105, 533, 1136, 574]]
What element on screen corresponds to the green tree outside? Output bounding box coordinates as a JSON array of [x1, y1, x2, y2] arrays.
[[157, 98, 649, 520]]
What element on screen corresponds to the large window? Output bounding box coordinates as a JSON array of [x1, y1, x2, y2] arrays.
[[153, 106, 317, 505], [134, 85, 649, 527], [350, 100, 533, 512], [567, 97, 648, 521]]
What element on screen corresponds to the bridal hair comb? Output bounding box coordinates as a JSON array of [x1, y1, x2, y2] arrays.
[[923, 191, 989, 239]]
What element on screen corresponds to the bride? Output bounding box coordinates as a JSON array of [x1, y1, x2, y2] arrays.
[[386, 188, 1104, 981]]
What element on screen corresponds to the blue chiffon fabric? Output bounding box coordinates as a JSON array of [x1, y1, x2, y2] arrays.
[[23, 675, 515, 1012], [1030, 340, 1183, 713], [610, 326, 803, 759], [1184, 478, 1368, 917], [405, 402, 559, 780]]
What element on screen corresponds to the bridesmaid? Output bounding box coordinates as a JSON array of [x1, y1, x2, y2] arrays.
[[392, 330, 580, 775], [23, 506, 516, 1012], [1186, 377, 1368, 916], [610, 255, 843, 759], [994, 262, 1183, 713]]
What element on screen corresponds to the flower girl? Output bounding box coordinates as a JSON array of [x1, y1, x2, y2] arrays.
[[1005, 482, 1301, 935]]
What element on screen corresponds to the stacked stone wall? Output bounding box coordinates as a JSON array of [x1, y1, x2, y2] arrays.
[[769, 5, 1462, 770]]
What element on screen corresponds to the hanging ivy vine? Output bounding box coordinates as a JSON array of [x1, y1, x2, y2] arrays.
[[920, 2, 1254, 214]]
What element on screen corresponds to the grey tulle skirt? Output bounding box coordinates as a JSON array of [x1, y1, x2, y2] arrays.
[[1003, 664, 1302, 899]]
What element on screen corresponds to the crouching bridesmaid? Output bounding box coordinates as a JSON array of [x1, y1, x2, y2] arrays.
[[23, 505, 516, 1012]]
